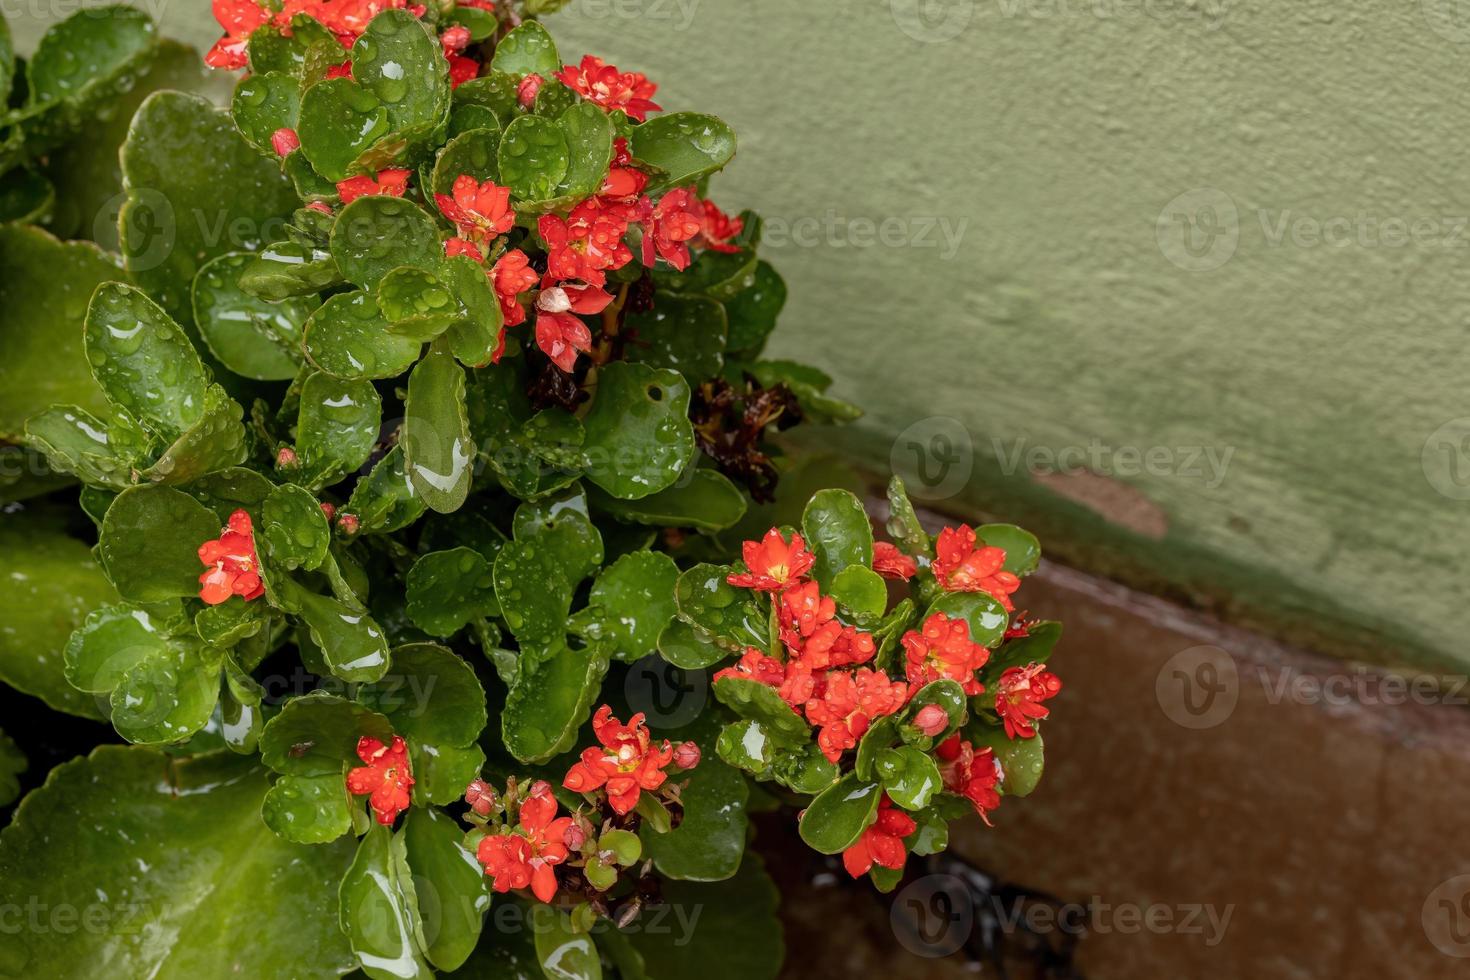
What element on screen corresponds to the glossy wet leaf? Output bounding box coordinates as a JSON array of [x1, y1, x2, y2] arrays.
[[493, 538, 573, 653], [630, 112, 736, 192], [990, 620, 1062, 673], [977, 522, 1042, 576], [875, 745, 942, 811], [231, 71, 300, 156], [622, 856, 782, 980], [64, 601, 177, 695], [587, 469, 746, 532], [261, 484, 331, 571], [884, 475, 930, 556], [441, 255, 505, 368], [572, 552, 678, 662], [624, 294, 726, 381], [404, 807, 489, 972], [305, 290, 422, 380], [410, 741, 486, 808], [511, 489, 603, 585], [497, 114, 569, 203], [348, 444, 428, 533], [295, 587, 392, 683], [295, 371, 382, 488], [581, 362, 694, 500], [340, 823, 434, 980], [195, 597, 270, 647], [712, 677, 809, 741], [192, 252, 314, 380], [406, 549, 498, 636], [331, 196, 443, 291], [452, 72, 520, 126], [84, 281, 207, 440], [490, 21, 560, 77], [24, 406, 137, 489], [99, 485, 220, 602], [263, 772, 354, 844], [926, 591, 1009, 649], [260, 691, 394, 776], [798, 773, 881, 854], [352, 9, 450, 146], [0, 168, 53, 223], [431, 125, 502, 194], [801, 488, 873, 589], [380, 265, 463, 341], [403, 341, 475, 513], [771, 741, 841, 795], [297, 76, 390, 181], [0, 747, 357, 978], [904, 679, 967, 738], [532, 904, 600, 980], [655, 620, 728, 670], [248, 15, 340, 76], [673, 564, 767, 653], [139, 383, 250, 486], [829, 564, 887, 621], [643, 717, 748, 882], [552, 102, 615, 204], [184, 466, 275, 523], [723, 260, 786, 355], [502, 641, 610, 763], [239, 241, 342, 301], [26, 5, 154, 106]]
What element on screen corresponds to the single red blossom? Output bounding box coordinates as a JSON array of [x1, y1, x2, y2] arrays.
[[598, 137, 648, 205], [206, 0, 270, 69], [440, 24, 471, 53], [1004, 615, 1033, 640], [345, 735, 414, 825], [901, 612, 990, 695], [270, 127, 301, 157], [336, 168, 411, 204], [841, 794, 915, 878], [517, 72, 545, 109], [562, 706, 677, 815], [447, 54, 480, 88], [697, 198, 744, 253], [436, 175, 514, 244], [197, 509, 265, 605], [325, 59, 354, 80], [539, 200, 634, 286], [931, 525, 1021, 611], [805, 668, 909, 763], [727, 528, 815, 592], [936, 735, 1001, 823], [555, 55, 661, 121], [491, 249, 537, 326], [476, 780, 573, 903], [912, 704, 950, 737], [464, 778, 495, 816], [713, 648, 815, 710], [872, 541, 917, 581], [308, 0, 416, 39], [640, 187, 702, 271], [444, 237, 484, 262], [995, 663, 1061, 740], [535, 281, 610, 373]]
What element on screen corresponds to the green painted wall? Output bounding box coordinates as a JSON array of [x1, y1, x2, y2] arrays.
[[18, 2, 1470, 668]]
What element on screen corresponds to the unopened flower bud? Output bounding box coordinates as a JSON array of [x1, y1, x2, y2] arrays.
[[337, 513, 361, 537], [319, 502, 337, 523], [913, 704, 949, 737], [517, 73, 544, 109], [563, 823, 587, 850], [270, 127, 300, 157], [440, 25, 471, 54], [275, 446, 299, 469], [305, 201, 333, 215], [465, 778, 495, 816], [672, 741, 701, 770]]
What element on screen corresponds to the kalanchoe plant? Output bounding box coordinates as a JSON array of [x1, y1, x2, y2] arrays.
[[0, 3, 1063, 978]]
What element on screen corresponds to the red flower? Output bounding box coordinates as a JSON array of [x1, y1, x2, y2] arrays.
[[1004, 615, 1033, 640], [599, 138, 648, 205], [491, 249, 537, 326], [325, 60, 354, 80], [440, 24, 471, 53], [932, 525, 1021, 611], [779, 584, 875, 671], [270, 127, 301, 157], [713, 648, 816, 710], [901, 612, 989, 695], [872, 541, 917, 581], [345, 735, 415, 825], [995, 663, 1061, 740], [534, 281, 610, 373], [936, 735, 1001, 823], [205, 0, 269, 69], [641, 187, 702, 271], [555, 55, 661, 122], [435, 175, 515, 244], [841, 794, 915, 878], [562, 706, 678, 815], [697, 198, 744, 253], [476, 780, 573, 903], [517, 73, 544, 109], [444, 237, 484, 262], [727, 528, 815, 592], [539, 200, 634, 287], [464, 778, 495, 816], [447, 54, 480, 88], [336, 168, 411, 204], [805, 668, 908, 763], [197, 509, 265, 605]]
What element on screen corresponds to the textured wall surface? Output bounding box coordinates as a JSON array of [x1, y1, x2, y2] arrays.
[[19, 1, 1470, 668]]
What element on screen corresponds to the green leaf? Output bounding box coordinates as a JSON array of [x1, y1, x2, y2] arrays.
[[292, 587, 393, 683], [630, 113, 737, 192], [348, 444, 428, 533], [712, 677, 808, 741], [441, 254, 505, 368], [239, 240, 342, 301], [656, 620, 728, 670], [331, 195, 444, 291], [926, 591, 1009, 648], [340, 823, 434, 980], [84, 281, 207, 440], [904, 679, 967, 738], [99, 486, 220, 602], [990, 620, 1062, 673], [581, 362, 695, 500], [798, 773, 881, 854], [248, 16, 340, 76], [65, 601, 176, 694], [452, 72, 520, 127], [875, 745, 942, 811], [673, 564, 767, 653], [196, 597, 270, 648], [404, 808, 489, 972], [723, 260, 786, 356], [502, 641, 610, 763], [829, 564, 887, 621], [193, 252, 314, 381], [23, 406, 138, 489], [0, 747, 357, 978], [26, 6, 154, 106], [359, 643, 488, 752], [0, 225, 114, 440], [409, 741, 486, 808], [403, 341, 475, 513], [406, 549, 498, 636], [642, 718, 748, 882], [298, 76, 391, 182], [587, 469, 746, 531], [231, 71, 300, 156], [183, 466, 276, 523], [262, 772, 355, 844], [489, 22, 560, 77], [352, 9, 450, 145], [971, 726, 1045, 798], [260, 691, 394, 776], [295, 372, 382, 489], [800, 488, 874, 589], [431, 125, 502, 194], [493, 538, 573, 653], [977, 522, 1042, 575], [624, 294, 726, 381], [120, 91, 298, 323], [884, 475, 930, 556], [106, 637, 223, 744], [771, 741, 841, 795], [260, 484, 331, 571], [532, 904, 600, 980], [511, 488, 604, 585], [139, 384, 250, 486], [573, 552, 678, 662], [305, 290, 422, 380], [381, 265, 463, 341], [497, 115, 569, 202]]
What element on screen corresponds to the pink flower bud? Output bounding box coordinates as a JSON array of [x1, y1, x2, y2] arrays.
[[465, 778, 495, 816], [270, 127, 301, 157], [563, 824, 587, 850], [441, 25, 472, 54], [672, 741, 701, 770], [275, 446, 299, 469], [305, 201, 333, 215], [319, 502, 337, 523], [337, 513, 361, 537], [914, 704, 949, 737], [517, 73, 544, 109]]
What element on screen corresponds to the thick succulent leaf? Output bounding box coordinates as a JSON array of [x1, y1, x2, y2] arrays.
[[403, 341, 475, 513], [712, 677, 809, 741], [623, 294, 726, 382], [231, 71, 300, 156], [798, 773, 881, 854], [193, 252, 314, 381], [139, 384, 250, 486], [532, 905, 600, 980], [292, 586, 393, 683], [99, 485, 221, 602], [351, 9, 450, 147], [262, 772, 355, 844], [655, 620, 728, 670], [298, 76, 391, 181], [26, 6, 155, 115], [0, 747, 357, 978], [260, 691, 394, 776], [493, 538, 573, 653], [239, 241, 342, 301], [800, 488, 874, 589], [971, 726, 1045, 798], [497, 114, 568, 202], [24, 406, 137, 489], [489, 22, 560, 77], [588, 469, 746, 532], [673, 564, 767, 653], [260, 484, 331, 571], [358, 642, 488, 751], [406, 549, 499, 636], [580, 362, 694, 500], [331, 195, 443, 291], [884, 475, 930, 556], [641, 716, 747, 881], [977, 522, 1042, 576], [403, 807, 490, 972], [306, 290, 423, 380], [294, 371, 382, 488], [511, 488, 603, 585], [339, 823, 434, 980], [84, 280, 207, 440], [501, 641, 610, 763], [874, 745, 943, 811], [572, 551, 678, 663], [431, 125, 501, 193], [829, 564, 887, 622], [723, 260, 786, 356], [926, 591, 1010, 649], [630, 112, 737, 192], [347, 444, 428, 534]]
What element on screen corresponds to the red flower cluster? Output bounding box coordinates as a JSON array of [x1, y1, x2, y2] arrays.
[[206, 0, 420, 71], [555, 55, 661, 122], [197, 509, 265, 605], [435, 175, 514, 246], [562, 706, 698, 815], [932, 525, 1021, 611], [872, 541, 917, 581], [345, 735, 414, 825], [841, 794, 915, 878], [476, 781, 573, 903], [805, 669, 909, 762], [901, 612, 990, 695], [995, 663, 1062, 739]]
